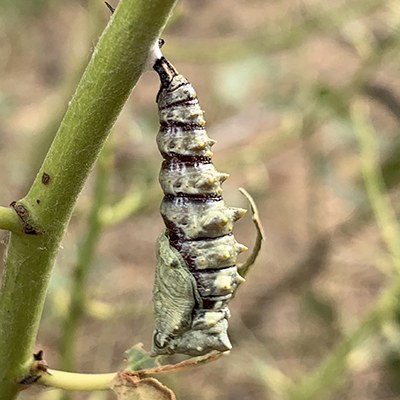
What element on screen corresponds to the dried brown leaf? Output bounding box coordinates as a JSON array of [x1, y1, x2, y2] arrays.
[[238, 187, 265, 278], [112, 373, 176, 400], [126, 350, 224, 376]]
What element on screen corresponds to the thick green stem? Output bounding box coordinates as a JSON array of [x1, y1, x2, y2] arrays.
[[0, 0, 177, 399]]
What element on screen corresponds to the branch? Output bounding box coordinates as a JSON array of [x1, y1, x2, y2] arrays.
[[39, 369, 116, 391], [0, 206, 20, 233], [352, 101, 400, 272], [0, 0, 178, 399]]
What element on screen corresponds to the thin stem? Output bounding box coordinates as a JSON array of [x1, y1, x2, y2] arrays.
[[352, 102, 400, 273], [39, 369, 116, 391], [100, 182, 159, 226], [237, 188, 264, 278], [0, 206, 21, 233], [0, 0, 178, 399]]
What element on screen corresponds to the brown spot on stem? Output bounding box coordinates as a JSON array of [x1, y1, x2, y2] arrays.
[[42, 172, 50, 185], [18, 350, 49, 388], [33, 350, 44, 361], [33, 350, 48, 372], [19, 375, 41, 385], [10, 202, 44, 235], [105, 1, 115, 13]]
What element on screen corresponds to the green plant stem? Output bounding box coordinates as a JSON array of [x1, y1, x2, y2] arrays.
[[59, 144, 111, 380], [352, 102, 400, 273], [100, 182, 160, 226], [0, 0, 177, 399], [0, 206, 21, 233]]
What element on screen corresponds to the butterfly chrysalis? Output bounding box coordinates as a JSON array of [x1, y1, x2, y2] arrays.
[[152, 56, 247, 356]]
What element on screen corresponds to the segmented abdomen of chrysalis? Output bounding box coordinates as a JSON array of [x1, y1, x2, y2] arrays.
[[152, 57, 247, 356]]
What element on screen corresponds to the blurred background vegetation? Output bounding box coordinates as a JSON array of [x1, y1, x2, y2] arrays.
[[1, 0, 400, 399]]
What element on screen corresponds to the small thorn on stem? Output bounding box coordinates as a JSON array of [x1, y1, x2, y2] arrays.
[[105, 1, 115, 13], [33, 350, 44, 361]]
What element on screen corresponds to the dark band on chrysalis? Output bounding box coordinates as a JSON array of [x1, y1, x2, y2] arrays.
[[158, 38, 165, 49], [153, 57, 179, 89]]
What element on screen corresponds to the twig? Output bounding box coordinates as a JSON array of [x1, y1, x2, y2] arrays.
[[352, 101, 400, 273], [238, 188, 265, 278], [39, 369, 116, 391], [0, 206, 21, 234]]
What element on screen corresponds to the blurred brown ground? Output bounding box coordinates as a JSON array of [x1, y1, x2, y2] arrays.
[[1, 0, 400, 399]]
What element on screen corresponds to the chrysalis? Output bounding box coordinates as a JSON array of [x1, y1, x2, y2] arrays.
[[152, 56, 247, 356]]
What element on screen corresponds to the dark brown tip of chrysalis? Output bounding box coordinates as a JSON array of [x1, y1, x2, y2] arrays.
[[153, 56, 179, 89], [105, 1, 115, 13]]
